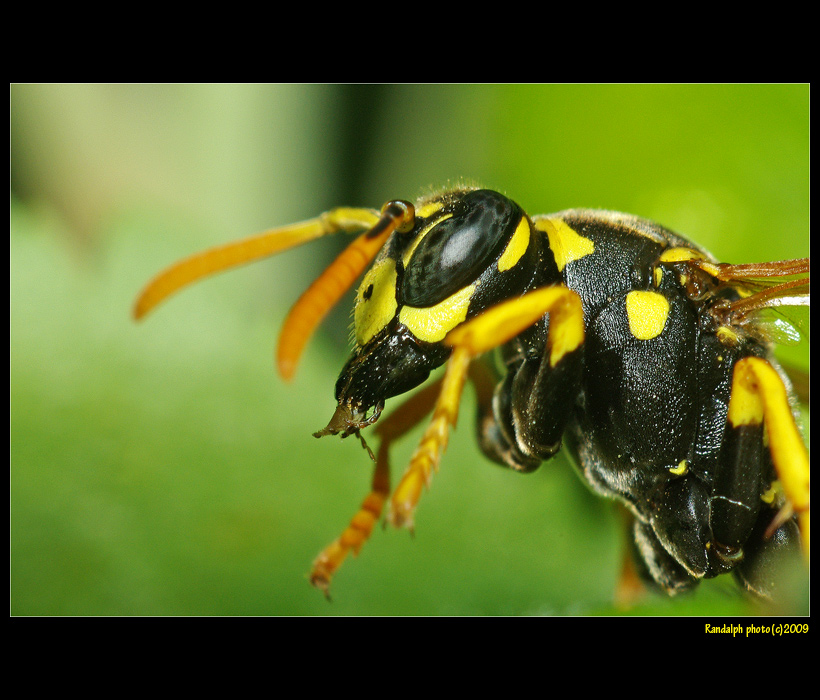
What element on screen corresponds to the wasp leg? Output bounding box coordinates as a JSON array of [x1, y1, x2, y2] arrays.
[[714, 356, 810, 597], [734, 511, 802, 599], [719, 357, 810, 559], [387, 347, 473, 530], [472, 291, 587, 472], [631, 519, 700, 596], [474, 369, 542, 472], [387, 286, 585, 529], [309, 379, 442, 596], [492, 338, 586, 469], [469, 359, 541, 472]]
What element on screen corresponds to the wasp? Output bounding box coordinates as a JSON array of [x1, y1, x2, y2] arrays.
[[134, 187, 809, 601]]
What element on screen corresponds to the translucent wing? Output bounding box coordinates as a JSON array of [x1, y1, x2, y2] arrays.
[[693, 258, 810, 344]]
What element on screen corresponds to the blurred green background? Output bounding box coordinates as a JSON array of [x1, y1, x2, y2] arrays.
[[10, 84, 809, 616]]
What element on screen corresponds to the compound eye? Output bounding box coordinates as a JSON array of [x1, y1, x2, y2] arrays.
[[402, 189, 522, 307]]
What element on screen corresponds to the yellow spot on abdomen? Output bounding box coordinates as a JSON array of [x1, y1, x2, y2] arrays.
[[625, 290, 669, 340], [760, 482, 780, 504], [726, 358, 766, 427], [539, 218, 595, 272]]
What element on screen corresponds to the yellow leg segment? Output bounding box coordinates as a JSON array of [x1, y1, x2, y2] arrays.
[[310, 286, 584, 591], [388, 348, 473, 529], [388, 285, 585, 530], [309, 455, 390, 598], [309, 379, 443, 595], [728, 357, 810, 559], [445, 286, 584, 365]]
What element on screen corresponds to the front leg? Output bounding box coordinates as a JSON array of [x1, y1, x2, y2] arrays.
[[312, 286, 586, 592], [471, 360, 541, 473], [388, 285, 585, 526], [473, 324, 585, 473]]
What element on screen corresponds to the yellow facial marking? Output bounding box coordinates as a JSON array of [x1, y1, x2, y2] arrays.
[[538, 218, 595, 272], [659, 247, 705, 263], [399, 284, 475, 343], [497, 218, 530, 272], [354, 258, 398, 346], [625, 291, 669, 340]]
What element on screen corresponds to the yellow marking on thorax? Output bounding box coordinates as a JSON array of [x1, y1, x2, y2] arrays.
[[497, 218, 530, 272], [659, 247, 705, 263], [653, 267, 663, 288], [625, 290, 669, 340], [760, 482, 780, 504], [716, 326, 739, 346], [354, 258, 398, 346], [399, 284, 475, 343], [697, 261, 721, 277], [537, 218, 595, 272], [669, 460, 689, 475]]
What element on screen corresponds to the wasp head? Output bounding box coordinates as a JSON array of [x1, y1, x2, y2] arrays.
[[316, 187, 536, 439]]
